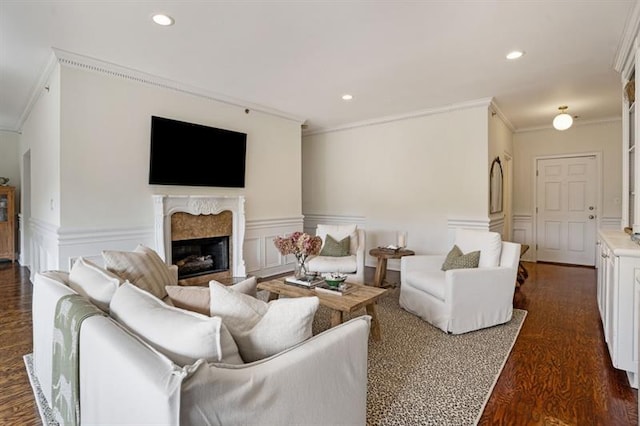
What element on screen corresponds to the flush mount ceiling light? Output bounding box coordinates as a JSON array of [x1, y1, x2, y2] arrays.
[[553, 105, 573, 131], [506, 50, 524, 60], [341, 94, 353, 101], [152, 14, 174, 26]]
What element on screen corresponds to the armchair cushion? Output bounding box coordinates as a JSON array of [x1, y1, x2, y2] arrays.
[[441, 245, 480, 271], [454, 229, 502, 267], [308, 254, 358, 274], [320, 234, 351, 257]]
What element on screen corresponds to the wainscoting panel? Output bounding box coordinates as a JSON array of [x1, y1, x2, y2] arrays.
[[600, 217, 622, 230], [58, 226, 155, 271], [244, 216, 304, 278], [29, 218, 60, 280], [512, 215, 534, 261]]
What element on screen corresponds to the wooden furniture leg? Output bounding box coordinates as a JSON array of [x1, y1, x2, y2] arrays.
[[365, 303, 381, 341], [373, 257, 388, 288], [330, 310, 344, 327]]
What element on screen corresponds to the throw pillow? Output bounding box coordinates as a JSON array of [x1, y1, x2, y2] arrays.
[[441, 245, 481, 271], [165, 276, 258, 316], [316, 224, 358, 255], [319, 234, 351, 257], [68, 257, 122, 312], [110, 282, 244, 366], [102, 244, 176, 300], [454, 229, 502, 268], [209, 280, 319, 362]]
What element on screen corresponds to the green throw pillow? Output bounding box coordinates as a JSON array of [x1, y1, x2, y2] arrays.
[[320, 234, 351, 257], [441, 245, 481, 271]]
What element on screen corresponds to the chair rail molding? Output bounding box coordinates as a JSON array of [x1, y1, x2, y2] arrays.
[[600, 216, 623, 230]]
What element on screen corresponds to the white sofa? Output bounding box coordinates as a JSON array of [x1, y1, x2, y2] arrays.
[[399, 229, 520, 334], [307, 224, 366, 284], [32, 270, 370, 425]]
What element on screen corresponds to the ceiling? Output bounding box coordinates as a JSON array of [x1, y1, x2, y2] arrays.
[[0, 1, 637, 134]]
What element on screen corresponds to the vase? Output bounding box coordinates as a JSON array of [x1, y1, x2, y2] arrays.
[[294, 259, 309, 279]]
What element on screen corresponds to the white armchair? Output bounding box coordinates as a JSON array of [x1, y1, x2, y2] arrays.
[[307, 224, 366, 284], [399, 229, 520, 334]]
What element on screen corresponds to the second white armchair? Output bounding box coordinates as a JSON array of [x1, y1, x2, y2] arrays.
[[399, 229, 520, 334]]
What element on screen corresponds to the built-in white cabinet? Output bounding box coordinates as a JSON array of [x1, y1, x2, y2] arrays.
[[597, 229, 640, 388]]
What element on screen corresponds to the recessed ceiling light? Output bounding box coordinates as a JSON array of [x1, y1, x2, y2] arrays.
[[152, 14, 174, 26], [342, 94, 353, 101], [506, 50, 524, 60]]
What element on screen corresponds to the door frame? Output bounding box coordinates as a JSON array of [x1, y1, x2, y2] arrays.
[[532, 151, 602, 264]]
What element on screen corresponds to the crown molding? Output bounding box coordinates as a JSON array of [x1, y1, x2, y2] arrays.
[[614, 0, 640, 74], [515, 116, 621, 134], [303, 97, 494, 137], [489, 99, 515, 132], [15, 48, 306, 133], [12, 51, 59, 133]]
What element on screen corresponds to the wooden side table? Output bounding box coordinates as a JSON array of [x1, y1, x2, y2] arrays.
[[369, 247, 415, 288]]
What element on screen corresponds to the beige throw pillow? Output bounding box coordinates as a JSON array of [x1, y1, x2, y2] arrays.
[[110, 282, 243, 366], [102, 244, 176, 300], [165, 276, 258, 316], [209, 281, 319, 362], [68, 257, 122, 312]]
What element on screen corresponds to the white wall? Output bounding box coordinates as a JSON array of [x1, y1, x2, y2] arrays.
[[0, 131, 21, 194], [513, 120, 622, 219], [488, 110, 514, 237], [20, 59, 304, 275], [512, 120, 622, 258], [302, 104, 490, 259]]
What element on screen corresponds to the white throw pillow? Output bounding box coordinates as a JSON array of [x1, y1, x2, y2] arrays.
[[102, 244, 176, 300], [454, 229, 502, 268], [68, 257, 122, 312], [316, 224, 358, 255], [110, 282, 243, 366], [209, 281, 319, 362], [165, 276, 258, 316]]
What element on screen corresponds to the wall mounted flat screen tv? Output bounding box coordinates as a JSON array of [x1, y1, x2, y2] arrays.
[[149, 116, 247, 188]]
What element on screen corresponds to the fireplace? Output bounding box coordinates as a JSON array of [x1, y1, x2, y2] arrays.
[[172, 236, 229, 279], [153, 195, 246, 283]]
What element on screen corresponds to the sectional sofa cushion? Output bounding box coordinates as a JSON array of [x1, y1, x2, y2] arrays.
[[102, 245, 175, 300], [110, 282, 243, 366], [68, 257, 122, 312], [165, 277, 258, 316], [209, 281, 319, 362]]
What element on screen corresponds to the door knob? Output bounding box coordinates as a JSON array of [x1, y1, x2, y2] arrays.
[[589, 206, 595, 210], [589, 215, 595, 219]]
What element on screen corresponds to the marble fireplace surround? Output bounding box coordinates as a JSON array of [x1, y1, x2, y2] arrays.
[[153, 195, 246, 278]]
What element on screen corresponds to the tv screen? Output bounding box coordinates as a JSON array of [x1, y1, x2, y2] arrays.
[[149, 116, 247, 188]]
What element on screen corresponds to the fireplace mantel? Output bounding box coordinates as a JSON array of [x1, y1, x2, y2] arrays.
[[152, 195, 246, 277]]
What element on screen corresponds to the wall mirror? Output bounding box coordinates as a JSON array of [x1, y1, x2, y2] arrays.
[[489, 157, 503, 214]]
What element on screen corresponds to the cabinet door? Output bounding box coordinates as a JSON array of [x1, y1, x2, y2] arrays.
[[605, 253, 616, 361]]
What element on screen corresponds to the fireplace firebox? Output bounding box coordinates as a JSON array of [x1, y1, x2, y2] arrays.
[[172, 236, 229, 279]]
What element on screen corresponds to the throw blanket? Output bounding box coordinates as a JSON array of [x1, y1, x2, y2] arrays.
[[52, 294, 105, 426]]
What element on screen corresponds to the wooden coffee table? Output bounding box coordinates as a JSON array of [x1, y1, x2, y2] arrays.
[[257, 279, 387, 340]]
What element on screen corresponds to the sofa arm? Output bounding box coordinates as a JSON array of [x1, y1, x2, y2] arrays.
[[79, 316, 184, 425], [180, 316, 371, 426]]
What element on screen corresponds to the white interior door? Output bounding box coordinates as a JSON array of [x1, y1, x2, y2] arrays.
[[536, 156, 597, 266]]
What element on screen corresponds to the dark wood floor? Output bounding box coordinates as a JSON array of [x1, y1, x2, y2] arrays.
[[0, 261, 637, 425]]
